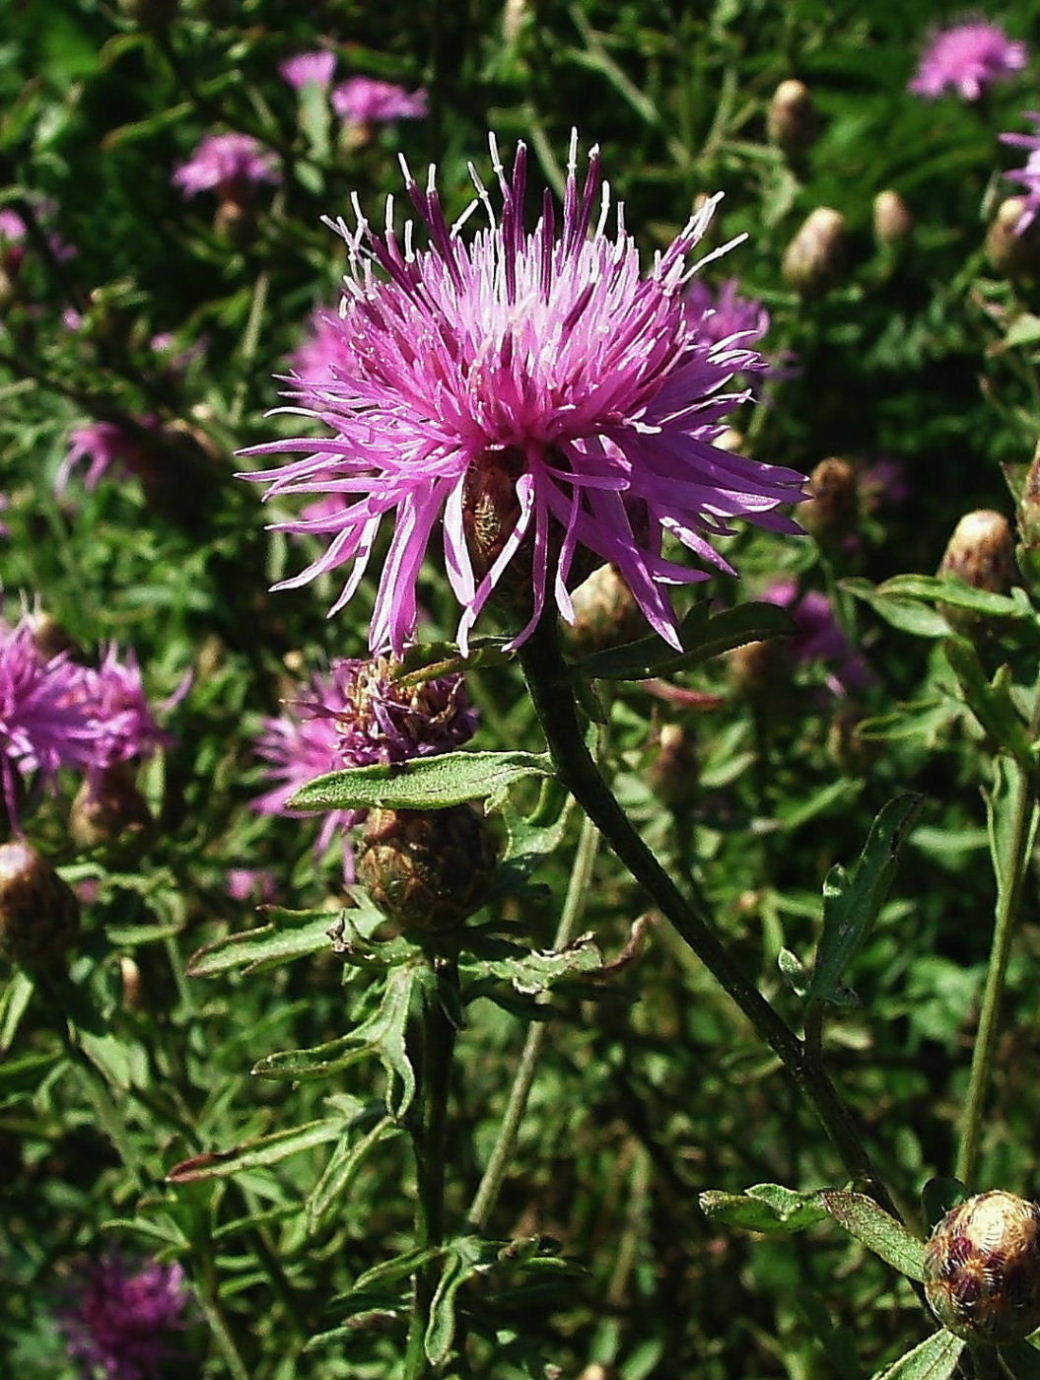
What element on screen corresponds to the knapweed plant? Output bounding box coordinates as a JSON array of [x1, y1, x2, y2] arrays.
[[8, 2, 1040, 1377]]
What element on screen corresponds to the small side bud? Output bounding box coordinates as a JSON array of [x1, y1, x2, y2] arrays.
[[800, 457, 858, 545], [567, 564, 645, 654], [939, 510, 1016, 594], [726, 638, 791, 707], [873, 190, 914, 248], [648, 724, 697, 811], [924, 1191, 1040, 1343], [782, 208, 849, 297], [358, 804, 498, 935], [767, 80, 820, 160], [985, 199, 1040, 280], [70, 764, 153, 853], [0, 841, 80, 969]]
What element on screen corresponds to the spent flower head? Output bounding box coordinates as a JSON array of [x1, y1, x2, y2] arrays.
[[280, 50, 337, 91], [172, 132, 280, 201], [909, 20, 1027, 101], [242, 134, 805, 655], [331, 77, 428, 126], [253, 656, 477, 856], [57, 1254, 190, 1380]]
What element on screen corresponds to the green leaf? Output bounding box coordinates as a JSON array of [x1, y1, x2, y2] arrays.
[[805, 795, 923, 1006], [488, 780, 572, 900], [186, 908, 340, 978], [166, 1117, 344, 1183], [921, 1177, 968, 1232], [575, 600, 796, 681], [871, 1330, 964, 1380], [877, 574, 1031, 622], [842, 579, 952, 638], [287, 750, 553, 813], [820, 1191, 925, 1281], [986, 755, 1040, 903], [0, 969, 34, 1052], [426, 1237, 488, 1366], [0, 1050, 61, 1100], [462, 932, 605, 995], [699, 1183, 828, 1235], [306, 1116, 399, 1235], [943, 640, 1033, 763]]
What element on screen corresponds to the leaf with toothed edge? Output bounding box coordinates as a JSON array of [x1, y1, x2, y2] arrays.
[[287, 750, 554, 814]]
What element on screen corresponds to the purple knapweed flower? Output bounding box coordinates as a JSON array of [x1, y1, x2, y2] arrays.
[[227, 867, 279, 903], [75, 645, 172, 783], [253, 657, 477, 861], [241, 134, 806, 655], [683, 277, 770, 361], [280, 50, 337, 92], [172, 132, 280, 201], [289, 306, 343, 384], [58, 1254, 190, 1380], [56, 419, 158, 495], [762, 579, 873, 696], [331, 77, 428, 126], [0, 204, 76, 271], [909, 21, 1027, 101], [0, 618, 96, 830], [1001, 113, 1040, 233]]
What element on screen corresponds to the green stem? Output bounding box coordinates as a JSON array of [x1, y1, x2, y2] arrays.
[[469, 811, 601, 1230], [518, 610, 897, 1215], [196, 1244, 252, 1380], [955, 749, 1040, 1186], [404, 959, 459, 1380]]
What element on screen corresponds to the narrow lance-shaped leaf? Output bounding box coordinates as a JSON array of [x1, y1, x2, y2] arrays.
[[167, 1118, 344, 1184], [187, 908, 342, 978], [872, 1329, 965, 1380], [699, 1183, 828, 1235], [805, 794, 923, 1006], [985, 754, 1040, 905], [943, 639, 1033, 764], [820, 1190, 926, 1281], [288, 750, 553, 814]]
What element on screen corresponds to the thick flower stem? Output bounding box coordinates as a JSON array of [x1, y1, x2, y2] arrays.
[[404, 958, 459, 1380], [518, 610, 897, 1215]]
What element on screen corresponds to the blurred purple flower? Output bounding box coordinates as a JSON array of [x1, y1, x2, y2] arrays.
[[289, 307, 343, 384], [0, 204, 77, 269], [909, 21, 1027, 101], [762, 579, 873, 696], [56, 419, 158, 494], [0, 618, 96, 830], [859, 455, 911, 515], [227, 867, 279, 903], [58, 1254, 190, 1380], [253, 657, 477, 861], [331, 77, 428, 125], [241, 135, 805, 656], [172, 132, 280, 201], [1001, 113, 1040, 233], [76, 646, 172, 782], [683, 277, 770, 359], [280, 50, 337, 91], [0, 493, 9, 538]]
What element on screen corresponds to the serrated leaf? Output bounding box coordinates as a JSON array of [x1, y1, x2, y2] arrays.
[[306, 1116, 398, 1235], [288, 750, 553, 813], [186, 909, 340, 978], [820, 1191, 925, 1281], [575, 600, 795, 681], [463, 933, 604, 995], [805, 795, 922, 1006], [488, 780, 572, 900], [871, 1329, 964, 1380], [699, 1183, 828, 1235], [166, 1117, 343, 1183]]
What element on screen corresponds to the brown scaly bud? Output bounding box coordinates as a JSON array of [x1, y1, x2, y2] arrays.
[[986, 199, 1040, 280], [566, 564, 645, 654], [800, 457, 858, 545], [873, 190, 914, 249], [648, 724, 697, 811], [939, 510, 1016, 594], [358, 804, 498, 935], [23, 609, 82, 662], [782, 208, 849, 298], [767, 80, 821, 160], [0, 840, 80, 969], [120, 956, 145, 1012], [924, 1191, 1040, 1344], [726, 637, 791, 708], [214, 198, 258, 249], [70, 764, 153, 853], [579, 1368, 622, 1380]]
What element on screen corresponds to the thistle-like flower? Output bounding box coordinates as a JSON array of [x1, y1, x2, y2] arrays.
[[57, 1254, 191, 1380], [909, 21, 1027, 101], [761, 579, 872, 696], [1001, 115, 1040, 234], [172, 132, 280, 201], [331, 77, 428, 126], [242, 135, 805, 654], [55, 419, 158, 495], [279, 50, 337, 92]]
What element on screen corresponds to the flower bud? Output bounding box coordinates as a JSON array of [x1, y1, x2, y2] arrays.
[[214, 198, 258, 248], [358, 804, 498, 935], [767, 80, 820, 159], [782, 208, 849, 298], [648, 724, 697, 810], [726, 638, 791, 706], [120, 956, 145, 1012], [70, 765, 153, 853], [985, 199, 1040, 280], [939, 510, 1016, 594], [0, 840, 80, 969], [800, 457, 858, 544], [924, 1191, 1040, 1343], [567, 564, 645, 654], [873, 190, 914, 248]]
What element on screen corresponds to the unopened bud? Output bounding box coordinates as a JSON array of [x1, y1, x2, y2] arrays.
[[985, 199, 1040, 279], [726, 638, 790, 706], [648, 724, 697, 810], [939, 510, 1016, 594], [925, 1191, 1040, 1343], [579, 1368, 622, 1380], [358, 805, 498, 934], [567, 564, 645, 654], [0, 841, 80, 969], [782, 208, 849, 298], [767, 80, 820, 159], [70, 765, 153, 853], [873, 190, 914, 248], [801, 457, 858, 544], [120, 956, 145, 1011]]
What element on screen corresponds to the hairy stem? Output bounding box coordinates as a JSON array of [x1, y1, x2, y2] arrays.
[[518, 610, 897, 1214]]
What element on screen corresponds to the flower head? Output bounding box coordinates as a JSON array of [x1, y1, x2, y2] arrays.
[[77, 645, 172, 780], [331, 77, 428, 126], [242, 135, 805, 654], [56, 419, 158, 495], [762, 579, 872, 696], [1002, 113, 1040, 233], [58, 1254, 190, 1380], [909, 21, 1027, 101], [172, 132, 280, 201], [253, 657, 477, 857], [280, 50, 337, 92], [227, 867, 279, 903]]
